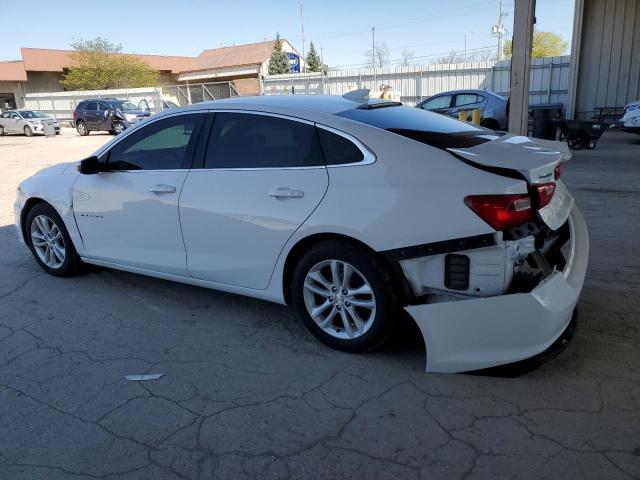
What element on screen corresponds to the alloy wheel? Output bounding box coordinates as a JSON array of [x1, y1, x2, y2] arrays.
[[113, 122, 124, 134], [30, 215, 66, 269], [24, 126, 33, 137], [77, 122, 87, 135], [302, 259, 377, 340]]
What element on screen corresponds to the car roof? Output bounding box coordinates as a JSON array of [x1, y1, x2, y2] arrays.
[[424, 89, 507, 100], [173, 94, 389, 116]]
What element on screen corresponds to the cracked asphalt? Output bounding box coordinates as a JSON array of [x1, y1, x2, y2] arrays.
[[0, 128, 638, 479]]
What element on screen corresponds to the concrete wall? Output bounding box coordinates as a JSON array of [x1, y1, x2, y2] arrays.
[[572, 0, 640, 119]]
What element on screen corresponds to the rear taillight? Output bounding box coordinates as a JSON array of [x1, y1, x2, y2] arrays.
[[464, 194, 534, 230], [534, 182, 556, 208], [73, 111, 77, 121], [554, 163, 562, 179]]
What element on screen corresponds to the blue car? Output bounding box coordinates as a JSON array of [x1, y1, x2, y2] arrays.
[[73, 98, 151, 136]]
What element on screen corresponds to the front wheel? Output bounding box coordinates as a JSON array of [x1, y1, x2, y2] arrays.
[[26, 203, 82, 276], [112, 122, 125, 134], [291, 241, 398, 352], [24, 125, 33, 137]]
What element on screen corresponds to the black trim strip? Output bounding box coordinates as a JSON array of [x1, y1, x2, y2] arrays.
[[382, 233, 496, 261]]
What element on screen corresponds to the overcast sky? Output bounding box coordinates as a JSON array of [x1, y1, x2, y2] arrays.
[[1, 0, 574, 67]]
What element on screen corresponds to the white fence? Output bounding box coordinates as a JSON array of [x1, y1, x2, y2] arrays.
[[23, 81, 239, 121], [262, 56, 571, 107]]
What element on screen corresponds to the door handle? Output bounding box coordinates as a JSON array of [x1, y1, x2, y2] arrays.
[[149, 184, 177, 194], [268, 187, 304, 198]]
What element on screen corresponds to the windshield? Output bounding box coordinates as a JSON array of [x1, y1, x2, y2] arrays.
[[19, 111, 47, 119], [338, 104, 499, 149], [110, 101, 138, 111]]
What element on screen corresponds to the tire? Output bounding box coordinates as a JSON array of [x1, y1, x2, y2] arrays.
[[480, 119, 500, 131], [112, 122, 125, 134], [0, 125, 4, 136], [25, 203, 82, 277], [76, 121, 89, 136], [24, 125, 33, 137], [55, 131, 61, 135], [291, 241, 398, 352]]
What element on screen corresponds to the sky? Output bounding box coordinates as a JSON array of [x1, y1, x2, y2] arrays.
[[0, 0, 575, 67]]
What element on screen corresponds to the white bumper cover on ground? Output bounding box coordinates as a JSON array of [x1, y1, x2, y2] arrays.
[[406, 206, 589, 373]]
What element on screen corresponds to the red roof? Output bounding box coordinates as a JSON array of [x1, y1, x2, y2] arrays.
[[0, 61, 27, 81]]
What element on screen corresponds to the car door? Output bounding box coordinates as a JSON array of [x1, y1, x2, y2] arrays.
[[0, 112, 11, 132], [96, 101, 112, 130], [449, 93, 487, 121], [73, 112, 206, 275], [419, 95, 453, 115], [6, 111, 22, 133], [179, 111, 329, 289]]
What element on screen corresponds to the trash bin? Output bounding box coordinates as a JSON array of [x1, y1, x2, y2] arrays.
[[528, 104, 564, 140], [43, 121, 56, 137]]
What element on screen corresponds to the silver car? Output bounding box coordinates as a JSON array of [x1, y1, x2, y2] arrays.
[[416, 89, 508, 131], [0, 110, 60, 136]]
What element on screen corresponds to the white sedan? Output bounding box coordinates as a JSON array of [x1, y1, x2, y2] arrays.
[[14, 95, 589, 373]]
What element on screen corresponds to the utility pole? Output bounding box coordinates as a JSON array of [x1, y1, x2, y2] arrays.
[[508, 0, 535, 135], [493, 0, 506, 61], [371, 26, 376, 67], [300, 4, 305, 72]]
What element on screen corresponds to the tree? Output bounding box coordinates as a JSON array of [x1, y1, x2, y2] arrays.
[[61, 37, 159, 90], [400, 48, 414, 67], [503, 31, 568, 58], [435, 50, 465, 65], [268, 35, 291, 75], [306, 41, 323, 72], [364, 41, 390, 68]]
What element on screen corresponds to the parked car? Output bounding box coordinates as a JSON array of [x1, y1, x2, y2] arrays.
[[417, 89, 508, 130], [616, 100, 640, 134], [14, 95, 588, 373], [138, 98, 179, 113], [73, 98, 151, 136], [0, 110, 60, 136]]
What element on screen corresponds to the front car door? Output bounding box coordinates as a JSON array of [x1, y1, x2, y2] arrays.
[[73, 112, 206, 275], [179, 111, 329, 289], [96, 101, 112, 130], [419, 95, 453, 115]]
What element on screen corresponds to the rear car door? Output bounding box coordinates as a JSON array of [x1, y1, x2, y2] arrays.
[[73, 112, 206, 275], [82, 102, 98, 128], [179, 111, 329, 289], [450, 93, 487, 121], [7, 111, 22, 133]]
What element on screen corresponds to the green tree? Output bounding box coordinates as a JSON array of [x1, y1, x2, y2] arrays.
[[268, 35, 291, 75], [306, 41, 323, 72], [503, 31, 569, 58]]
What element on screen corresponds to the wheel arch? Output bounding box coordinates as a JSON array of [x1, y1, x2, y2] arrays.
[[281, 232, 412, 305], [20, 197, 48, 243]]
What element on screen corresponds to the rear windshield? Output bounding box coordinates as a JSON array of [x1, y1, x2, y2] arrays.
[[338, 104, 500, 149]]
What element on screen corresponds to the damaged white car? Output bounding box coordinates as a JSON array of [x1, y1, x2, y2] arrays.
[[14, 94, 589, 373]]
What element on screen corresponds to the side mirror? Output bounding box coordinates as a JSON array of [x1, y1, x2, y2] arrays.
[[104, 110, 112, 118], [77, 156, 106, 175]]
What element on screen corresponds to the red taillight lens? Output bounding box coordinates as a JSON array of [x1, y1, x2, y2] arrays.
[[464, 194, 534, 230], [534, 182, 556, 208], [554, 163, 562, 180]]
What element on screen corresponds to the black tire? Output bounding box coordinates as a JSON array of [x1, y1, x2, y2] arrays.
[[112, 122, 125, 134], [76, 121, 89, 136], [24, 125, 33, 137], [480, 119, 500, 131], [25, 203, 82, 277], [291, 241, 398, 352], [0, 125, 4, 136], [55, 131, 61, 135]]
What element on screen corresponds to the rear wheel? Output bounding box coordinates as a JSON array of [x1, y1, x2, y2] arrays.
[[26, 203, 82, 277], [76, 121, 89, 136], [292, 241, 397, 352], [0, 125, 4, 136], [24, 125, 33, 137]]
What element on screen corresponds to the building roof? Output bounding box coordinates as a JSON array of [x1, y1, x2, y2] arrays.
[[183, 40, 280, 73], [0, 61, 27, 81], [20, 47, 194, 73]]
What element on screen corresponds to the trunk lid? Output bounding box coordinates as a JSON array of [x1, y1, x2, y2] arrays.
[[449, 134, 574, 231]]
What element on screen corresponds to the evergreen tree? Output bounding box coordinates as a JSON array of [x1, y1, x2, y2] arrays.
[[306, 42, 322, 73], [268, 35, 291, 75]]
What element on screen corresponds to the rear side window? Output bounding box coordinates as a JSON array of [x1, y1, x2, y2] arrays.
[[204, 113, 324, 169], [107, 113, 204, 170], [454, 94, 481, 107], [317, 128, 364, 165], [83, 102, 97, 111]]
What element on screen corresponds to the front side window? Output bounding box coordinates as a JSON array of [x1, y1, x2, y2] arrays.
[[106, 113, 204, 171], [421, 95, 452, 110], [10, 112, 21, 119], [204, 113, 324, 169], [97, 102, 110, 112], [0, 112, 8, 118]]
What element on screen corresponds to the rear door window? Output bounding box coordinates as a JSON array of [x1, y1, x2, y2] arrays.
[[204, 113, 324, 169], [454, 94, 482, 107], [420, 95, 452, 110]]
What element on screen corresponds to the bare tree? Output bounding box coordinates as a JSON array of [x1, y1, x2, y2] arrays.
[[399, 47, 415, 67], [434, 50, 465, 65], [364, 41, 390, 68], [474, 50, 496, 62]]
